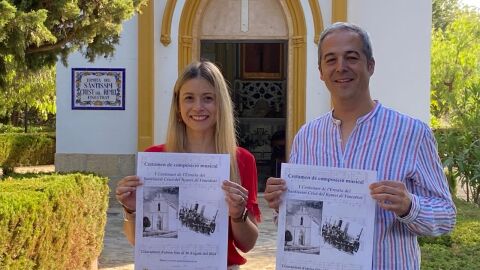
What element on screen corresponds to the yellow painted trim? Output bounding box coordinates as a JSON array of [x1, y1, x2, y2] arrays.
[[161, 0, 177, 46], [332, 0, 348, 22], [137, 1, 154, 151], [178, 0, 202, 74], [308, 0, 324, 44], [284, 0, 307, 149]]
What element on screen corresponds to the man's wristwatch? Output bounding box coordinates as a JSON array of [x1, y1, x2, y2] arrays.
[[231, 207, 249, 223]]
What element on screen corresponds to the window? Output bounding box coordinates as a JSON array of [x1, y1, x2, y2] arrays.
[[241, 43, 283, 79]]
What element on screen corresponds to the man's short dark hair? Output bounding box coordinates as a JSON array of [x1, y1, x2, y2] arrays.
[[318, 22, 373, 65]]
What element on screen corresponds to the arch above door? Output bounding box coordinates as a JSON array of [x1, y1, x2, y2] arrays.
[[138, 1, 348, 150]]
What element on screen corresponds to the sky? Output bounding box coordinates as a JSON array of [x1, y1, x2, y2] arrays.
[[461, 0, 480, 8]]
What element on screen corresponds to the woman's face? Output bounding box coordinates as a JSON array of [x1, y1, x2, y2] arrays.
[[178, 78, 217, 136]]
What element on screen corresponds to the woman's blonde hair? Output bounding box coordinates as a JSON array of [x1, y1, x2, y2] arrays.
[[165, 61, 240, 183]]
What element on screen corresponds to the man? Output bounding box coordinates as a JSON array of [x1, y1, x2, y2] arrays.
[[264, 22, 456, 269]]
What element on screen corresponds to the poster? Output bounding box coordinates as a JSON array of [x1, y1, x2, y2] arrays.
[[135, 152, 230, 270], [276, 163, 377, 270]]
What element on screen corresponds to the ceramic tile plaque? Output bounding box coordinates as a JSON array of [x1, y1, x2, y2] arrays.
[[72, 68, 125, 110]]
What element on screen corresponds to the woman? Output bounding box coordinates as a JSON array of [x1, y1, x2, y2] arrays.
[[115, 61, 261, 269]]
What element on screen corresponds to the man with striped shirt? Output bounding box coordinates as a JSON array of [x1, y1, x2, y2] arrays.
[[264, 22, 456, 269]]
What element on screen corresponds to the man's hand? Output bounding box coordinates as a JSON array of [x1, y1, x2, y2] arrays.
[[264, 177, 287, 211], [370, 180, 412, 217]]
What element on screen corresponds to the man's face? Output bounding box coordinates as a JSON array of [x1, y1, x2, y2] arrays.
[[319, 30, 375, 103]]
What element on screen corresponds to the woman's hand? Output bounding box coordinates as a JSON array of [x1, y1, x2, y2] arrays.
[[116, 176, 142, 212], [222, 180, 248, 219]]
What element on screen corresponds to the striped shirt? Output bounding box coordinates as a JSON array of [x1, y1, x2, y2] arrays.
[[289, 102, 456, 270]]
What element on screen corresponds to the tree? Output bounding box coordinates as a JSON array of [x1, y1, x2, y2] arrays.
[[0, 59, 55, 132], [285, 230, 293, 246], [431, 8, 480, 125], [143, 216, 151, 232], [431, 7, 480, 204], [432, 0, 461, 31], [0, 0, 148, 130], [0, 0, 148, 87]]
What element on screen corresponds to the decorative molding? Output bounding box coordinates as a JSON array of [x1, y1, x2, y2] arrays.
[[332, 0, 348, 22], [160, 0, 178, 46], [138, 1, 154, 151], [284, 0, 307, 150], [178, 0, 202, 74], [241, 0, 249, 32], [308, 0, 324, 44], [292, 35, 306, 46]]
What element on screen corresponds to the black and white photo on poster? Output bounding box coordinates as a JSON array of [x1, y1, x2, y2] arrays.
[[178, 201, 219, 236], [284, 199, 323, 255], [321, 216, 364, 255], [142, 186, 179, 238]]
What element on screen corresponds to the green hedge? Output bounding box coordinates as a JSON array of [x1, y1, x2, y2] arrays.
[[0, 124, 54, 134], [0, 173, 109, 269], [420, 199, 480, 269], [0, 133, 55, 174]]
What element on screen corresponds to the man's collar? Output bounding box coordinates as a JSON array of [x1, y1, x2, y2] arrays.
[[330, 100, 381, 125]]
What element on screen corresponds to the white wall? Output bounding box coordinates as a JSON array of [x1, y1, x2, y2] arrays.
[[56, 17, 139, 154], [303, 0, 332, 122], [348, 0, 432, 123], [56, 0, 433, 156], [305, 0, 432, 124], [153, 0, 184, 145]]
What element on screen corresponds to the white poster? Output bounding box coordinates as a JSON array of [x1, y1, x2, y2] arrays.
[[276, 163, 376, 270], [135, 152, 230, 270]]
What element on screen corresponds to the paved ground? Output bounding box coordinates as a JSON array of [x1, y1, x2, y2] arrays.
[[0, 165, 56, 175], [99, 193, 277, 270]]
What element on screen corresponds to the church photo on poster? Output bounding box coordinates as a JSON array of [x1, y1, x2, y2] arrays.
[[142, 186, 179, 238], [284, 199, 323, 255]]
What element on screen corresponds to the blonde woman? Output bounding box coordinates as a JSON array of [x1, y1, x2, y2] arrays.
[[116, 61, 261, 269]]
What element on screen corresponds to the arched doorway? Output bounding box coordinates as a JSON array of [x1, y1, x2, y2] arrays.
[[299, 229, 305, 246], [179, 0, 305, 191], [157, 216, 163, 231], [200, 41, 287, 191]]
